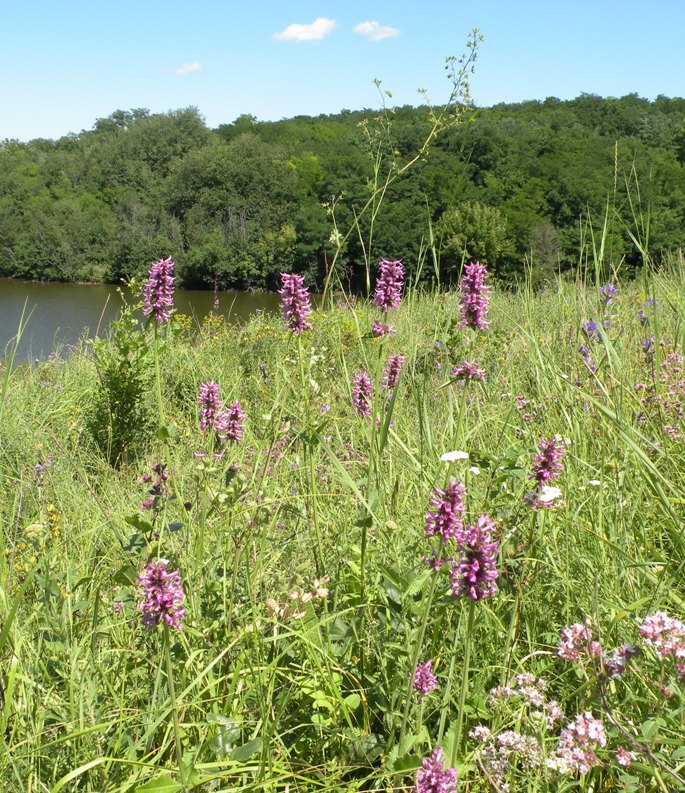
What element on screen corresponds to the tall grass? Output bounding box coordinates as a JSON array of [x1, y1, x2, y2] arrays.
[[2, 253, 685, 791]]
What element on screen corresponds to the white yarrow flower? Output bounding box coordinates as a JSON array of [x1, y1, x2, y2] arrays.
[[441, 450, 469, 462], [538, 485, 562, 503]]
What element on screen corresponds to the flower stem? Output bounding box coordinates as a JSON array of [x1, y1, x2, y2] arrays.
[[451, 598, 476, 768], [163, 625, 185, 788]]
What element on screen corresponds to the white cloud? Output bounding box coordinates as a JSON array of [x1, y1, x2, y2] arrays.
[[353, 20, 400, 42], [174, 62, 203, 75], [273, 17, 337, 42]]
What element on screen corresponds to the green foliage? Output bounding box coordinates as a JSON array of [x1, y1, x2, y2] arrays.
[[437, 200, 513, 279], [86, 286, 153, 465], [2, 94, 685, 288]]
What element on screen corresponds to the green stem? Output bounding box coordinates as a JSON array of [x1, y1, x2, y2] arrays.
[[399, 567, 440, 743], [163, 626, 185, 789], [451, 598, 476, 768]]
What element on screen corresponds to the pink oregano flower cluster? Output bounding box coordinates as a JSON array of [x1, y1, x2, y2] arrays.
[[142, 256, 175, 324], [639, 611, 685, 679], [547, 712, 607, 775], [423, 480, 499, 601]]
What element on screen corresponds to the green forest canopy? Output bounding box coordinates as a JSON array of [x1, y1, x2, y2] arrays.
[[1, 94, 684, 290]]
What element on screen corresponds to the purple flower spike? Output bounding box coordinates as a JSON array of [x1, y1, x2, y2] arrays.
[[424, 479, 466, 542], [138, 559, 186, 631], [142, 257, 175, 324], [413, 660, 438, 696], [223, 400, 245, 443], [449, 514, 499, 601], [199, 382, 244, 443], [532, 438, 564, 485], [352, 370, 372, 417], [372, 259, 404, 313], [459, 261, 491, 331], [279, 272, 313, 335], [382, 354, 406, 392], [198, 381, 222, 434], [416, 747, 457, 793]]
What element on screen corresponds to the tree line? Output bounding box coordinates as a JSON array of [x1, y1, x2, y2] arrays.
[[1, 94, 684, 291]]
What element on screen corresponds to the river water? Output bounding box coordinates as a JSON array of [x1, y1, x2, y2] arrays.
[[0, 278, 280, 363]]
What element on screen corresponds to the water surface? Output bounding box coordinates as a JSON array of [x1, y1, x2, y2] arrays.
[[0, 279, 280, 363]]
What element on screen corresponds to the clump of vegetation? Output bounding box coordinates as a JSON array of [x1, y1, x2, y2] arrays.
[[2, 245, 685, 791]]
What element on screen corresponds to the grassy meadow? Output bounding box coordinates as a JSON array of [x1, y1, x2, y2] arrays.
[[2, 256, 685, 792]]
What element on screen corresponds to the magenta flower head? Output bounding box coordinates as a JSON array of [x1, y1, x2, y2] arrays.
[[198, 381, 222, 433], [142, 257, 175, 324], [450, 514, 499, 601], [532, 438, 564, 485], [371, 321, 397, 338], [413, 660, 438, 696], [424, 479, 466, 542], [416, 747, 457, 793], [279, 272, 313, 335], [382, 354, 406, 392], [372, 259, 404, 313], [352, 370, 372, 417], [223, 400, 245, 443], [452, 360, 485, 382], [198, 382, 244, 443], [137, 559, 186, 631], [459, 261, 491, 330]]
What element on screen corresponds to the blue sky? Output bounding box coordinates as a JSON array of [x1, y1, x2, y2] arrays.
[[2, 0, 684, 142]]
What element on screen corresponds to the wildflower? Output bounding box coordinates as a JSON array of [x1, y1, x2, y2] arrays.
[[424, 479, 466, 542], [538, 485, 562, 503], [449, 514, 499, 601], [382, 354, 406, 392], [372, 258, 404, 313], [557, 620, 604, 663], [531, 438, 564, 485], [452, 360, 486, 382], [582, 321, 601, 341], [547, 712, 606, 775], [371, 321, 397, 337], [352, 370, 372, 417], [469, 725, 491, 742], [605, 645, 640, 680], [413, 660, 438, 696], [578, 344, 597, 372], [459, 261, 491, 331], [223, 400, 245, 443], [198, 382, 223, 434], [113, 601, 123, 613], [137, 559, 186, 631], [440, 450, 469, 462], [142, 257, 175, 324], [141, 462, 169, 511], [615, 746, 636, 768], [279, 272, 313, 335], [526, 483, 563, 509], [416, 747, 457, 793], [600, 283, 618, 307], [639, 611, 685, 661]]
